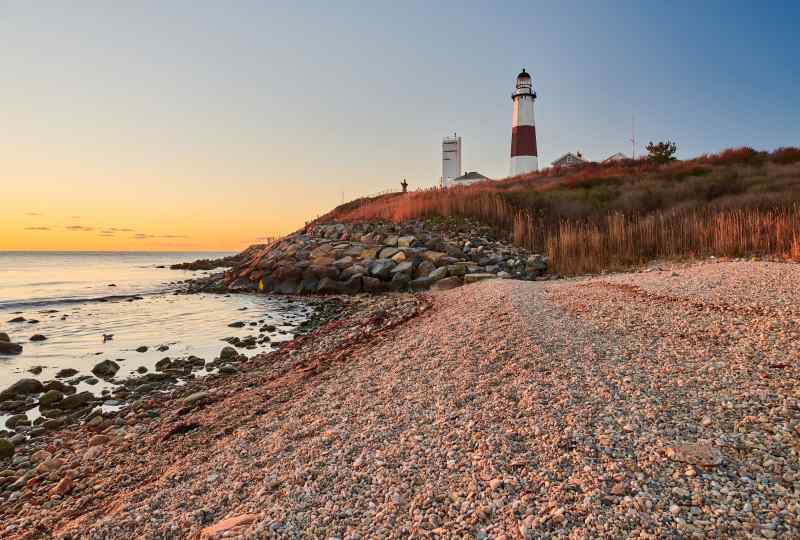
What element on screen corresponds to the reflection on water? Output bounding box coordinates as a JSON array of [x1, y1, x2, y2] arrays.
[[0, 252, 312, 429]]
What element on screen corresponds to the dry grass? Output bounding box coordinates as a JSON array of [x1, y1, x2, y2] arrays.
[[317, 148, 800, 274]]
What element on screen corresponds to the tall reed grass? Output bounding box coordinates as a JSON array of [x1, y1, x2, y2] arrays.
[[320, 147, 800, 274]]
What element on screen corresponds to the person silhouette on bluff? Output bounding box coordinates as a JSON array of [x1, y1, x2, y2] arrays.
[[401, 179, 408, 193]]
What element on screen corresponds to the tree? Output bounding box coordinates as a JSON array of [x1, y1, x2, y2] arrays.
[[646, 141, 678, 164]]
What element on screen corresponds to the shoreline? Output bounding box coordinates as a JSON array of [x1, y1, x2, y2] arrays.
[[2, 259, 800, 538]]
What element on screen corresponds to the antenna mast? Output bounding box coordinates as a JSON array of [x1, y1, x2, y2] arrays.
[[630, 114, 636, 160]]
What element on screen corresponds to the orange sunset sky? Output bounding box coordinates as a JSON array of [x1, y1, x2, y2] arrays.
[[3, 3, 797, 252]]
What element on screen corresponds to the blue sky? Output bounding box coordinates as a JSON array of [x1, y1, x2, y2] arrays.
[[2, 1, 798, 247]]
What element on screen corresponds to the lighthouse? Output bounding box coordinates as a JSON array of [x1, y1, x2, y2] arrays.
[[509, 69, 538, 176]]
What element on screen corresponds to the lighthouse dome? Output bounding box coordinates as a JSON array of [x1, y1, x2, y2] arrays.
[[517, 69, 531, 80]]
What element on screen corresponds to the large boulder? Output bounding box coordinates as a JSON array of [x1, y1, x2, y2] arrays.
[[389, 272, 411, 291], [526, 254, 548, 272], [390, 261, 415, 276], [428, 266, 449, 282], [432, 276, 463, 291], [0, 438, 13, 459], [220, 346, 238, 362], [464, 273, 498, 284], [57, 391, 95, 410], [0, 378, 44, 400], [410, 276, 434, 290], [38, 390, 65, 408], [397, 235, 417, 248], [422, 251, 447, 265], [0, 332, 10, 342], [43, 380, 76, 395], [0, 342, 22, 355], [378, 247, 400, 259], [362, 276, 387, 293], [91, 360, 120, 379], [415, 260, 436, 278], [369, 259, 396, 280]]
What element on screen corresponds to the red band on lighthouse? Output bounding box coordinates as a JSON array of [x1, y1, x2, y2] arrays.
[[511, 125, 537, 157]]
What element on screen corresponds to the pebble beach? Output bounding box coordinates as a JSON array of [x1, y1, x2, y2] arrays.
[[1, 260, 798, 539]]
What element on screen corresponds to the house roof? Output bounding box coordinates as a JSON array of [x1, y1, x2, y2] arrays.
[[551, 152, 588, 165], [452, 171, 488, 182], [602, 152, 629, 163]]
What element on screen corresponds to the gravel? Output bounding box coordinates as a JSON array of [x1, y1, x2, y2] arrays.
[[1, 260, 798, 539]]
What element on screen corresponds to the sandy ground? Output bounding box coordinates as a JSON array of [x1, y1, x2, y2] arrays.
[[1, 260, 799, 539]]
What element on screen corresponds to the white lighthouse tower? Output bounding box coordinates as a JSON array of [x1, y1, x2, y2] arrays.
[[509, 69, 538, 176]]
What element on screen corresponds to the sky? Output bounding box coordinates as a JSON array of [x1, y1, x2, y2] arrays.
[[2, 0, 798, 251]]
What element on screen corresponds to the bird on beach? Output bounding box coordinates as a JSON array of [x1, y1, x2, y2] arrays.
[[103, 334, 114, 342]]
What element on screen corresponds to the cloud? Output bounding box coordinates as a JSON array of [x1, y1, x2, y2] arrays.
[[25, 226, 51, 231], [25, 212, 42, 217], [99, 227, 134, 236], [133, 233, 189, 240], [71, 216, 80, 219], [65, 225, 94, 232]]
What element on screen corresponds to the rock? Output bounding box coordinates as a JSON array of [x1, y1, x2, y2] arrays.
[[58, 391, 95, 410], [27, 366, 43, 375], [378, 247, 400, 259], [200, 513, 259, 540], [136, 366, 148, 374], [383, 235, 399, 247], [341, 275, 363, 294], [464, 273, 497, 284], [220, 347, 238, 361], [446, 263, 467, 276], [89, 434, 110, 446], [31, 449, 52, 463], [29, 334, 47, 342], [362, 276, 388, 293], [0, 378, 44, 400], [428, 266, 449, 282], [0, 332, 9, 342], [369, 259, 397, 279], [156, 345, 169, 352], [135, 345, 149, 352], [410, 277, 434, 290], [390, 261, 415, 276], [665, 442, 723, 467], [0, 439, 13, 459], [390, 251, 407, 263], [43, 380, 75, 394], [55, 368, 78, 379], [218, 364, 238, 375], [51, 475, 75, 496], [155, 357, 173, 371], [397, 235, 417, 247], [5, 414, 29, 429], [432, 276, 463, 291], [8, 317, 25, 323], [390, 272, 411, 291], [0, 342, 23, 355], [422, 251, 447, 265], [526, 254, 548, 272], [91, 359, 120, 378], [415, 260, 436, 277], [38, 390, 64, 408], [181, 391, 212, 407]]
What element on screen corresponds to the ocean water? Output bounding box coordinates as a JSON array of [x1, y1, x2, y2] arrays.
[[0, 252, 311, 426]]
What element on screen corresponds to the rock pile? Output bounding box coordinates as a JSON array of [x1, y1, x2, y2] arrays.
[[217, 219, 550, 295]]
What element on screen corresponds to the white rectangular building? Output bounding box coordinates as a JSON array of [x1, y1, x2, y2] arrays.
[[441, 134, 462, 188]]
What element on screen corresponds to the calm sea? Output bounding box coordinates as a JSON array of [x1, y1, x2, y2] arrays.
[[0, 252, 310, 426]]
